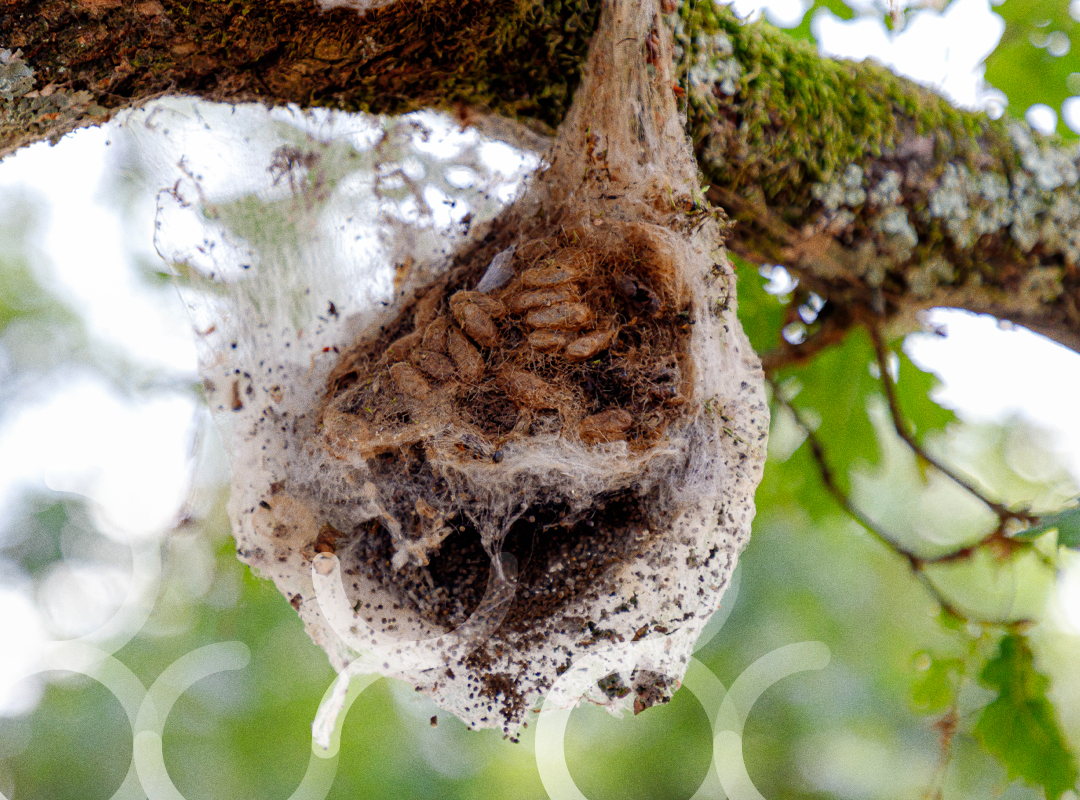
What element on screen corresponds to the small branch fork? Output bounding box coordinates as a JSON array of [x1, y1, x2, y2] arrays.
[[767, 322, 1076, 795], [767, 374, 972, 622], [766, 323, 1052, 627], [867, 326, 1037, 529]]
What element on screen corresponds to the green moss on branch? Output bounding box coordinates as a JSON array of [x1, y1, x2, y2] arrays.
[[683, 7, 1080, 354]]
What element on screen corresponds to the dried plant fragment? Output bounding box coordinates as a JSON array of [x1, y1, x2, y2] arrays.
[[453, 300, 501, 347], [409, 349, 456, 382], [508, 287, 579, 314], [521, 266, 579, 288], [497, 367, 570, 410], [421, 316, 450, 352], [389, 362, 432, 399], [528, 330, 571, 352], [579, 409, 634, 444], [566, 327, 617, 360], [447, 325, 485, 382]]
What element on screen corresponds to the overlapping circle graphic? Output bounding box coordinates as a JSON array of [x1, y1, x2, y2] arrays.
[[308, 550, 519, 747], [532, 566, 831, 800], [5, 522, 830, 800]]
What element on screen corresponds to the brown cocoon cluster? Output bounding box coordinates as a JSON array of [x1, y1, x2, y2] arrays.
[[322, 224, 692, 466]]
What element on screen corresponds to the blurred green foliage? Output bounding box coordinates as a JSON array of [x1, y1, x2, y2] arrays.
[[975, 635, 1079, 799], [1017, 507, 1080, 549], [984, 0, 1080, 139], [2, 3, 1080, 798], [778, 329, 887, 488]]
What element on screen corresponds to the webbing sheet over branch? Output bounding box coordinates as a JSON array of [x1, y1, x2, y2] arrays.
[[172, 0, 768, 734]]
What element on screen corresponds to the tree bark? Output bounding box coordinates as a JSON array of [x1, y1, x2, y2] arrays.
[[0, 0, 600, 155], [3, 0, 1079, 356]]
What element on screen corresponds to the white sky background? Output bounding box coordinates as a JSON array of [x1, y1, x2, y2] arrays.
[[1, 0, 1080, 718]]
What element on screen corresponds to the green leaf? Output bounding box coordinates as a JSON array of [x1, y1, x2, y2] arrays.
[[974, 634, 1079, 800], [911, 653, 964, 713], [1014, 505, 1080, 548], [938, 606, 967, 633], [779, 327, 882, 490], [894, 349, 956, 445], [984, 0, 1080, 140], [788, 1, 855, 44], [733, 255, 786, 354], [756, 432, 844, 520]]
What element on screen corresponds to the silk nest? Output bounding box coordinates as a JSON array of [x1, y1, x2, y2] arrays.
[[148, 0, 768, 737]]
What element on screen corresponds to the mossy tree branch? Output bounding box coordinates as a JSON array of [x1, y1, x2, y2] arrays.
[[3, 1, 1079, 355], [684, 7, 1080, 356]]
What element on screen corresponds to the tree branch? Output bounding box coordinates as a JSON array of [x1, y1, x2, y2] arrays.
[[868, 326, 1036, 526], [767, 373, 974, 622], [0, 0, 600, 156], [767, 371, 1038, 626], [684, 7, 1080, 355], [3, 2, 1079, 354]]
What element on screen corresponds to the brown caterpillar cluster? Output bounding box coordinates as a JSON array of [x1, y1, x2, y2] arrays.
[[319, 226, 694, 465]]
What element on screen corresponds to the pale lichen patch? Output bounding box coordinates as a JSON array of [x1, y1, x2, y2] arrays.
[[927, 163, 977, 249], [869, 170, 902, 208], [812, 164, 866, 213], [0, 48, 34, 101], [1009, 122, 1080, 193], [877, 208, 918, 257], [906, 256, 954, 299], [676, 25, 741, 101]]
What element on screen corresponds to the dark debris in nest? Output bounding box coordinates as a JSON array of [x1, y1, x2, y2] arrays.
[[342, 480, 664, 635]]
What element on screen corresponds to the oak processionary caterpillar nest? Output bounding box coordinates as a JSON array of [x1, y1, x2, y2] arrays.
[[194, 0, 768, 736]]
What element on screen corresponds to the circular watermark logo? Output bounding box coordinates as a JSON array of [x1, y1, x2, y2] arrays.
[[534, 635, 830, 800], [308, 551, 518, 748], [6, 528, 831, 800]]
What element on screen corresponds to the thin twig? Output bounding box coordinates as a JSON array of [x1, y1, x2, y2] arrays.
[[923, 706, 959, 800], [767, 375, 971, 620], [868, 326, 1037, 526]]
